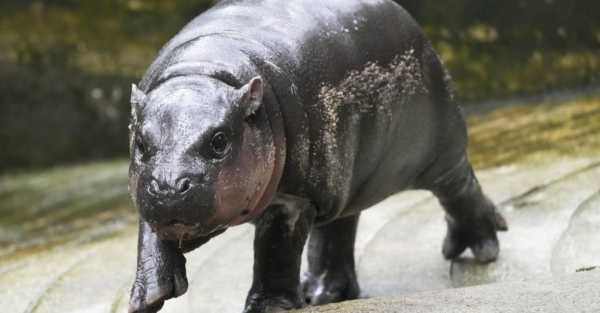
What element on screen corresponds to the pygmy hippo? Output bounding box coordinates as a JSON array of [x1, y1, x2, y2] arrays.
[[127, 0, 508, 312]]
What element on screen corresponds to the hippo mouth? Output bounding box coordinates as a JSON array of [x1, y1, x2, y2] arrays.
[[150, 221, 227, 241]]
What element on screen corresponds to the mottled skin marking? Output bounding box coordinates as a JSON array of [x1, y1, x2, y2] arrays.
[[313, 49, 428, 198], [127, 1, 507, 312]]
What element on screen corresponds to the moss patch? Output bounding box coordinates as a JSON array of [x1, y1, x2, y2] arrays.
[[0, 159, 134, 257], [467, 95, 600, 169]]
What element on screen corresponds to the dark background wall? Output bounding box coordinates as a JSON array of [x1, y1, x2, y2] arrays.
[[1, 0, 598, 172]]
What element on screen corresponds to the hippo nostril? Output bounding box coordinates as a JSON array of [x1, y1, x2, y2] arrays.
[[176, 177, 192, 194], [148, 179, 162, 196]]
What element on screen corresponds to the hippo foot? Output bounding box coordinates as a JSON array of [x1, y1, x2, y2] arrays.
[[442, 211, 508, 263], [301, 268, 360, 305], [244, 292, 304, 313], [129, 259, 188, 313]]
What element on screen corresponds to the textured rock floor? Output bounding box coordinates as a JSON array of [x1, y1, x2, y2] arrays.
[[2, 157, 600, 313], [292, 270, 600, 313], [1, 93, 600, 313]]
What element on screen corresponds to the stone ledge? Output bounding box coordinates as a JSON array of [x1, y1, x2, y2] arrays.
[[293, 270, 600, 313]]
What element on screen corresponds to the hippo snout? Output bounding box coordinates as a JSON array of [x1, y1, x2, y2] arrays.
[[150, 221, 225, 241], [148, 175, 194, 197], [143, 173, 203, 211], [137, 171, 220, 238]]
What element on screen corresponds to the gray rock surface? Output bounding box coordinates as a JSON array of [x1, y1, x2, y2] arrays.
[[292, 270, 600, 313], [2, 157, 600, 313]]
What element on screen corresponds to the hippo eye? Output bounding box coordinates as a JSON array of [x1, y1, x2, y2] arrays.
[[210, 131, 230, 158]]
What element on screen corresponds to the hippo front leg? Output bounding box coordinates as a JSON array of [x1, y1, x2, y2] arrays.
[[129, 219, 188, 313], [244, 194, 316, 313], [302, 214, 361, 305]]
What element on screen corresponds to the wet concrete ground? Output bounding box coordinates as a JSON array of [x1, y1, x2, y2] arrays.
[[1, 93, 600, 313]]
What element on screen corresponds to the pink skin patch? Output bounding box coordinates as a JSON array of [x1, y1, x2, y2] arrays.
[[149, 123, 284, 241], [214, 125, 277, 226]]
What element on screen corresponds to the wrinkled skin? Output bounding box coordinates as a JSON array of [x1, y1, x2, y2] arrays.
[[128, 0, 508, 312]]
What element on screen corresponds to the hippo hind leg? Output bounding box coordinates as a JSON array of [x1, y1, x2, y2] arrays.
[[302, 214, 361, 305], [420, 154, 508, 263]]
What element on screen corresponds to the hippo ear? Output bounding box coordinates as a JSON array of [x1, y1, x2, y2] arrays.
[[130, 84, 146, 112], [129, 84, 146, 130], [240, 76, 263, 118]]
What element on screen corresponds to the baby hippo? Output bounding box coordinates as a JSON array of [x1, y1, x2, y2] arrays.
[[127, 0, 508, 312]]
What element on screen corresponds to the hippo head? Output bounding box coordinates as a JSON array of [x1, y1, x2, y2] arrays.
[[128, 75, 277, 241]]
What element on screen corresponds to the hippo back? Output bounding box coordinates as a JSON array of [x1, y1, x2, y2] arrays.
[[138, 0, 457, 222]]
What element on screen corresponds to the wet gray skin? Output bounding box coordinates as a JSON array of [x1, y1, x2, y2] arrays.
[[127, 1, 507, 312]]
